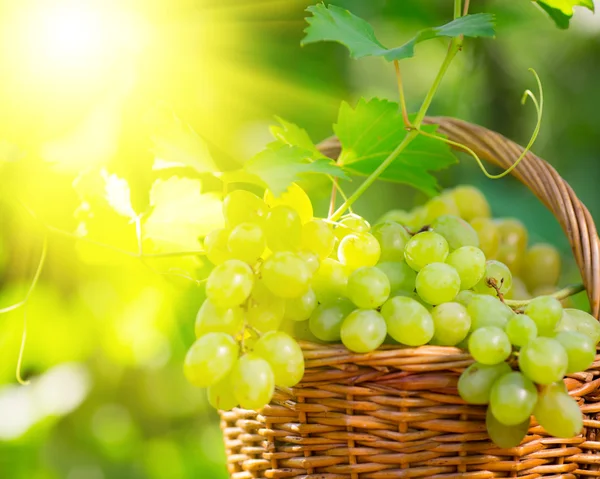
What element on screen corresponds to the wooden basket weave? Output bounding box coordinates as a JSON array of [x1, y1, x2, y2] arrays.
[[220, 117, 600, 479]]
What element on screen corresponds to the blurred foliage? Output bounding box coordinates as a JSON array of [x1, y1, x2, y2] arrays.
[[0, 0, 598, 478]]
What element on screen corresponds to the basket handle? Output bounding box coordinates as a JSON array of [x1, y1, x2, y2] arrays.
[[316, 116, 600, 318]]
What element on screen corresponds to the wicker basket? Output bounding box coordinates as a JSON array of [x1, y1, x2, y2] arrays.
[[220, 117, 600, 478]]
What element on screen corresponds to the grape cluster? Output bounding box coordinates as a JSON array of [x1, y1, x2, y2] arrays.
[[185, 182, 599, 448]]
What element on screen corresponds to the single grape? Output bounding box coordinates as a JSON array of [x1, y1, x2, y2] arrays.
[[207, 375, 238, 410], [308, 299, 355, 342], [264, 183, 313, 224], [445, 246, 486, 290], [451, 185, 491, 222], [381, 296, 434, 346], [508, 277, 531, 301], [557, 309, 600, 344], [468, 294, 513, 330], [347, 266, 390, 309], [284, 288, 317, 322], [279, 317, 320, 343], [377, 209, 413, 226], [524, 295, 563, 337], [490, 372, 538, 426], [371, 221, 411, 262], [522, 243, 561, 291], [204, 229, 231, 265], [534, 382, 582, 438], [195, 300, 244, 337], [227, 222, 265, 264], [415, 262, 460, 305], [297, 250, 320, 274], [247, 280, 285, 332], [505, 314, 537, 347], [519, 337, 568, 385], [206, 260, 254, 308], [430, 302, 471, 346], [470, 217, 500, 259], [223, 190, 269, 228], [264, 205, 302, 252], [184, 333, 239, 387], [311, 258, 348, 303], [473, 260, 513, 296], [486, 408, 529, 448], [458, 361, 511, 405], [340, 309, 387, 353], [301, 219, 335, 260], [375, 261, 416, 294], [456, 290, 476, 307], [338, 232, 380, 270], [262, 252, 311, 298], [555, 331, 595, 374], [253, 331, 304, 387], [231, 354, 275, 410], [404, 231, 449, 271], [431, 215, 480, 250], [334, 215, 370, 241], [421, 194, 459, 225], [497, 244, 523, 277], [496, 219, 528, 252], [468, 326, 511, 365]]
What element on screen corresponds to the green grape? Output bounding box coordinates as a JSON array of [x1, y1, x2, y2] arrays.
[[458, 361, 511, 405], [508, 277, 531, 301], [496, 219, 528, 252], [334, 215, 370, 241], [284, 288, 317, 322], [505, 314, 537, 347], [204, 228, 231, 265], [337, 232, 380, 270], [279, 317, 319, 342], [223, 190, 269, 228], [297, 250, 320, 274], [468, 326, 511, 365], [431, 215, 480, 250], [406, 206, 426, 231], [524, 295, 563, 337], [421, 194, 459, 225], [264, 183, 313, 224], [404, 231, 449, 271], [311, 258, 348, 303], [497, 244, 523, 277], [522, 243, 561, 291], [206, 260, 254, 308], [470, 217, 500, 259], [486, 408, 529, 448], [473, 260, 513, 296], [262, 252, 311, 298], [534, 382, 582, 438], [371, 221, 411, 261], [308, 299, 355, 342], [264, 205, 302, 252], [301, 219, 335, 260], [247, 280, 285, 332], [195, 300, 244, 337], [375, 261, 416, 294], [557, 309, 600, 344], [415, 262, 460, 305], [377, 209, 413, 226], [468, 294, 513, 330], [207, 375, 238, 410], [231, 354, 275, 410], [184, 333, 239, 387], [519, 337, 568, 385], [381, 296, 434, 346], [340, 309, 387, 353], [490, 372, 538, 426], [445, 246, 486, 290], [347, 266, 390, 309], [253, 331, 304, 388], [456, 290, 476, 307], [555, 331, 595, 374], [451, 185, 491, 222], [227, 222, 265, 264], [430, 302, 471, 346]]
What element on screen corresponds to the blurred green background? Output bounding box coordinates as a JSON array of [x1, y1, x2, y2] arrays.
[[0, 1, 598, 478]]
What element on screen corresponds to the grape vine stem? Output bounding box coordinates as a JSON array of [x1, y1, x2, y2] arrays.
[[504, 283, 586, 308]]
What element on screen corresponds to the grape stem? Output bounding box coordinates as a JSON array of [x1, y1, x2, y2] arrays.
[[504, 283, 586, 308]]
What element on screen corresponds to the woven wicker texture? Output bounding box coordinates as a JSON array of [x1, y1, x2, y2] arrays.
[[220, 117, 600, 478]]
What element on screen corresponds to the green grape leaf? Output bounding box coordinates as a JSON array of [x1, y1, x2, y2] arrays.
[[534, 0, 594, 28], [244, 144, 348, 196], [143, 177, 224, 251], [74, 169, 137, 220], [269, 117, 325, 158], [334, 98, 457, 196], [302, 3, 495, 61]]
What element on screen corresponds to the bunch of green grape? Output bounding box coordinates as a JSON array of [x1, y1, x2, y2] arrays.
[[184, 182, 599, 448]]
